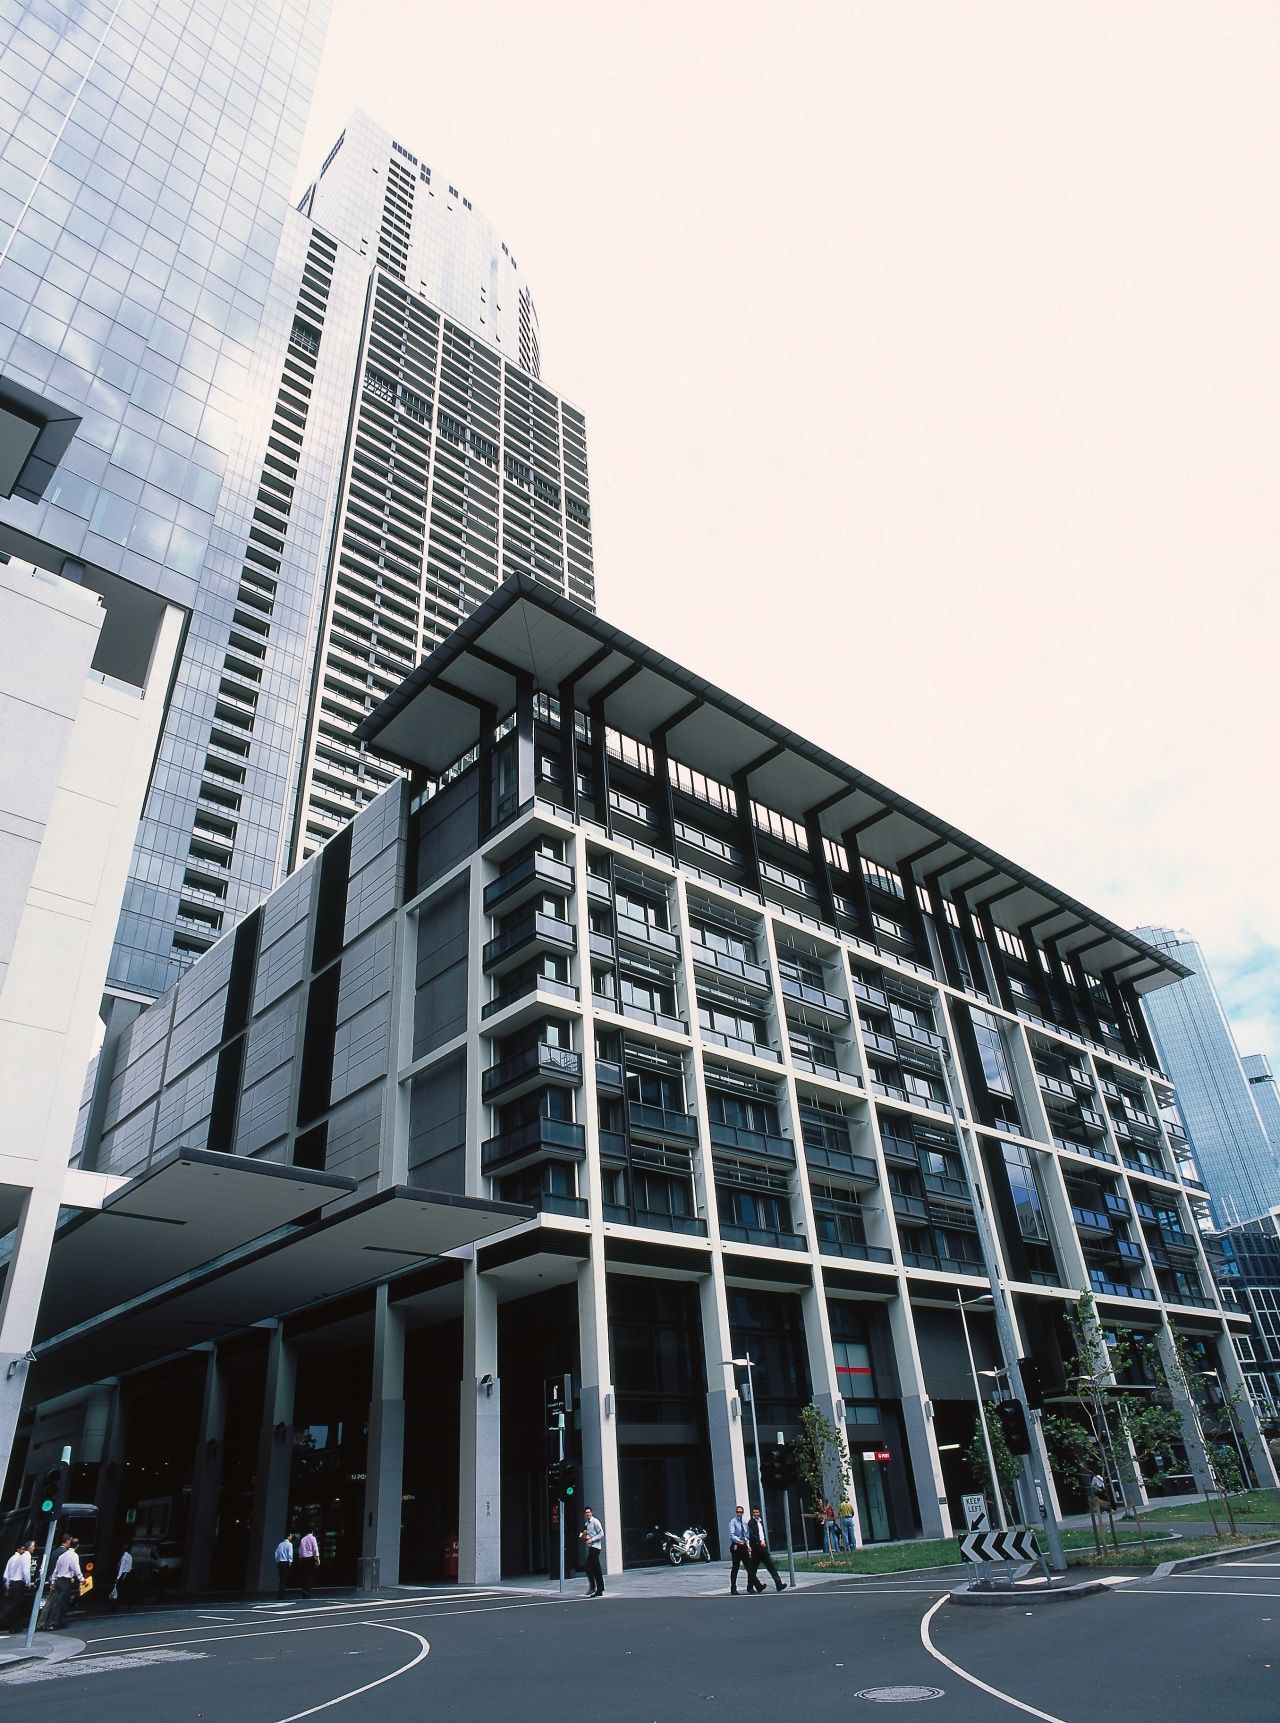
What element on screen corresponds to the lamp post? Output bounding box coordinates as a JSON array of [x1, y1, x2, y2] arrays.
[[956, 1293, 1007, 1531], [727, 1355, 768, 1546]]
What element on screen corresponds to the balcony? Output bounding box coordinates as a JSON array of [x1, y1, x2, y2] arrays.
[[603, 1204, 708, 1237], [482, 973, 579, 1021], [1103, 1192, 1131, 1217], [589, 931, 615, 962], [586, 872, 612, 904], [892, 1191, 929, 1223], [804, 1143, 879, 1187], [780, 976, 849, 1020], [692, 944, 770, 992], [599, 1129, 628, 1161], [702, 1027, 781, 1061], [852, 978, 889, 1011], [901, 1250, 985, 1277], [861, 1028, 898, 1058], [615, 913, 680, 957], [896, 1039, 943, 1078], [484, 850, 574, 914], [481, 1115, 586, 1175], [620, 1002, 687, 1036], [538, 1193, 588, 1219], [880, 1133, 918, 1166], [483, 911, 576, 976], [629, 1102, 699, 1142], [923, 1172, 970, 1202], [709, 1121, 795, 1163], [1053, 1134, 1117, 1164], [1079, 1106, 1107, 1132], [1037, 1072, 1076, 1101], [895, 1020, 945, 1052], [595, 1058, 623, 1092], [1067, 1066, 1095, 1090], [719, 1223, 806, 1252], [1115, 1238, 1145, 1262], [1072, 1206, 1113, 1235], [817, 1238, 894, 1264], [482, 1043, 583, 1103]]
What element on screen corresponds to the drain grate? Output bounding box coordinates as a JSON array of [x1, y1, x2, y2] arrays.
[[856, 1687, 945, 1703]]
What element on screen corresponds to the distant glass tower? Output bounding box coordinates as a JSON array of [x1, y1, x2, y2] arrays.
[[1134, 927, 1280, 1225], [0, 0, 334, 1003], [1244, 1055, 1280, 1154], [109, 110, 596, 996]]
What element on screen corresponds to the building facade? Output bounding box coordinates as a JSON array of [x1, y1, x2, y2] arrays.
[[24, 580, 1268, 1589], [1212, 1209, 1280, 1427], [106, 109, 596, 1003], [1134, 927, 1280, 1227], [1244, 1055, 1280, 1156]]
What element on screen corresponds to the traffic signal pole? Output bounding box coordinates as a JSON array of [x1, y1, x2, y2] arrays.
[[25, 1445, 70, 1648], [777, 1433, 796, 1588]]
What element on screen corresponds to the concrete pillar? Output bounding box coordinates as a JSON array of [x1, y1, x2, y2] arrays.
[[1156, 1323, 1214, 1495], [577, 1251, 622, 1574], [459, 1262, 501, 1583], [247, 1324, 297, 1592], [886, 1292, 953, 1539], [362, 1286, 406, 1585], [0, 1185, 65, 1488], [93, 1385, 128, 1574], [183, 1345, 228, 1592], [76, 996, 144, 1172], [697, 1272, 751, 1555]]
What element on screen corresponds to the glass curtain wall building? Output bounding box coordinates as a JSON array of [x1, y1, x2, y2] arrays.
[[1134, 927, 1280, 1226], [104, 110, 595, 1000], [38, 580, 1270, 1594]]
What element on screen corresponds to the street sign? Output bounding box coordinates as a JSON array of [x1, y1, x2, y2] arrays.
[[861, 1450, 891, 1463], [958, 1528, 1041, 1564], [961, 1493, 990, 1531]]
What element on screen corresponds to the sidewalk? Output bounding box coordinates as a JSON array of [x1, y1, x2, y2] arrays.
[[0, 1632, 85, 1669], [493, 1560, 831, 1600]]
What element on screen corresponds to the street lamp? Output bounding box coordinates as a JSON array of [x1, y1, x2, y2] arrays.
[[726, 1355, 769, 1545], [956, 1293, 1007, 1532]]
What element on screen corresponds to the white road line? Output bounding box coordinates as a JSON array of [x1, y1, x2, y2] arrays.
[[272, 1623, 430, 1722], [920, 1597, 1070, 1723], [81, 1592, 517, 1646], [1120, 1587, 1280, 1599]]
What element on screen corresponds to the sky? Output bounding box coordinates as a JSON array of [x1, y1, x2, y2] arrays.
[[296, 1, 1280, 1062]]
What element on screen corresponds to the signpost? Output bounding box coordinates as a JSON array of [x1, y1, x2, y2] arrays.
[[544, 1375, 571, 1594]]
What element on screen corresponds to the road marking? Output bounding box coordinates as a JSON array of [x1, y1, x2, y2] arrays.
[[1121, 1588, 1280, 1599], [272, 1624, 429, 1722], [919, 1597, 1069, 1723], [0, 1648, 207, 1685]]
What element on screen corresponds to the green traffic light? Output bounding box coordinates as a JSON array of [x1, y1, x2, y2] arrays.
[[40, 1499, 53, 1512]]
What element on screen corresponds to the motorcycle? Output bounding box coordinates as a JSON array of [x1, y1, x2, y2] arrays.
[[662, 1525, 711, 1566]]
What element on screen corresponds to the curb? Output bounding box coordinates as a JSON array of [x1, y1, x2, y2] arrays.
[[947, 1580, 1109, 1607], [1151, 1535, 1280, 1580], [0, 1634, 86, 1670]]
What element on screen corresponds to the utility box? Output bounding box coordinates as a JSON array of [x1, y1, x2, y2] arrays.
[[356, 1556, 380, 1592]]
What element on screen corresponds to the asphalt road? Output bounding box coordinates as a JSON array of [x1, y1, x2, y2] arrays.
[[0, 1558, 1273, 1721]]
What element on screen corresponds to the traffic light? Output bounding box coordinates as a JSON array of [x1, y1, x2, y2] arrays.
[[558, 1461, 579, 1503], [31, 1462, 69, 1534], [781, 1448, 800, 1486], [1017, 1357, 1045, 1411], [544, 1429, 562, 1464], [547, 1460, 563, 1494], [993, 1398, 1032, 1456], [760, 1446, 786, 1489]]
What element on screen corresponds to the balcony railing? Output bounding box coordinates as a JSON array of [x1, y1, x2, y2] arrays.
[[482, 1043, 582, 1101], [817, 1238, 894, 1264], [719, 1223, 806, 1252], [901, 1250, 985, 1276], [880, 1135, 918, 1166], [484, 850, 574, 914], [615, 914, 680, 957], [595, 1059, 623, 1092], [691, 944, 770, 991], [861, 1028, 898, 1058], [1072, 1206, 1113, 1234], [892, 1192, 929, 1222], [620, 1002, 687, 1036], [603, 1204, 707, 1237], [482, 974, 579, 1020], [793, 1053, 860, 1087], [483, 911, 575, 974], [702, 1027, 781, 1061], [629, 1102, 699, 1142], [851, 978, 889, 1011], [780, 976, 850, 1019], [710, 1122, 795, 1163], [803, 1143, 879, 1186], [537, 1193, 588, 1219], [481, 1115, 586, 1173]]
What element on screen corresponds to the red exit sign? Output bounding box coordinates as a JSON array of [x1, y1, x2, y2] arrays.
[[861, 1450, 891, 1463]]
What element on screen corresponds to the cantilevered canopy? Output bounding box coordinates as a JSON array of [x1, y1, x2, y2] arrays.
[[356, 576, 1189, 993], [30, 1168, 531, 1400]]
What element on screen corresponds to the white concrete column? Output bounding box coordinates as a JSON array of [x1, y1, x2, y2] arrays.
[[459, 1261, 501, 1583], [576, 1254, 622, 1573], [247, 1325, 297, 1592], [0, 1184, 65, 1487], [698, 1271, 751, 1553], [363, 1286, 406, 1584], [1156, 1322, 1214, 1494], [886, 1291, 953, 1538], [183, 1345, 228, 1592]]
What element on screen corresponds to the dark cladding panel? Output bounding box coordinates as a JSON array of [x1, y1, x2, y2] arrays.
[[413, 876, 469, 1059], [410, 770, 478, 897], [408, 1050, 467, 1193]]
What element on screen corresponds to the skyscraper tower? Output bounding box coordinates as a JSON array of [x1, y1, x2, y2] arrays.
[[106, 111, 595, 996], [1134, 926, 1280, 1224]]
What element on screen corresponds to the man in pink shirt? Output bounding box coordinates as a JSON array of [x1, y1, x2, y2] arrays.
[[296, 1529, 320, 1597]]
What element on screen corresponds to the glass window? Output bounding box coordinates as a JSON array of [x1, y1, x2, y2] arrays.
[[832, 1340, 879, 1423], [971, 1009, 1013, 1096], [1002, 1142, 1049, 1242]]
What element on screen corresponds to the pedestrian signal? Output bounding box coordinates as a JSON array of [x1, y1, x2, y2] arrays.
[[760, 1446, 786, 1489], [559, 1461, 579, 1502], [993, 1398, 1032, 1455]]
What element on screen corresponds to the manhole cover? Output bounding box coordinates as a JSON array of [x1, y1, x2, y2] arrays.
[[856, 1688, 945, 1703]]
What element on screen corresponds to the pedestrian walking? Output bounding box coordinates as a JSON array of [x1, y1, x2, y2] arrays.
[[274, 1534, 294, 1600], [111, 1546, 134, 1612], [580, 1506, 605, 1597], [747, 1508, 785, 1592], [3, 1540, 33, 1628], [45, 1537, 82, 1630], [822, 1499, 840, 1554], [838, 1495, 857, 1552], [297, 1528, 320, 1597], [727, 1505, 750, 1594]]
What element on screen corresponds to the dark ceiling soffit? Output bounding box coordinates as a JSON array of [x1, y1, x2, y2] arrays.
[[353, 577, 1191, 984], [0, 373, 81, 503], [652, 696, 703, 740]]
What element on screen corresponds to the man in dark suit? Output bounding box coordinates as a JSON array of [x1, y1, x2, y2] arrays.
[[748, 1507, 786, 1592]]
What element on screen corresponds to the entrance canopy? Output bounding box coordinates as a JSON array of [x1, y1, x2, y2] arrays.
[[31, 1153, 531, 1399]]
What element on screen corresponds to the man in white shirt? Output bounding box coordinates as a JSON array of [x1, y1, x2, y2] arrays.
[[580, 1507, 605, 1597], [3, 1541, 33, 1627], [274, 1534, 294, 1601], [112, 1546, 134, 1613], [46, 1537, 83, 1629], [296, 1529, 319, 1597]]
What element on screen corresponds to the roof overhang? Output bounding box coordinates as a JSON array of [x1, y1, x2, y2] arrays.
[[29, 1156, 532, 1399], [356, 577, 1190, 992], [0, 374, 81, 503]]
